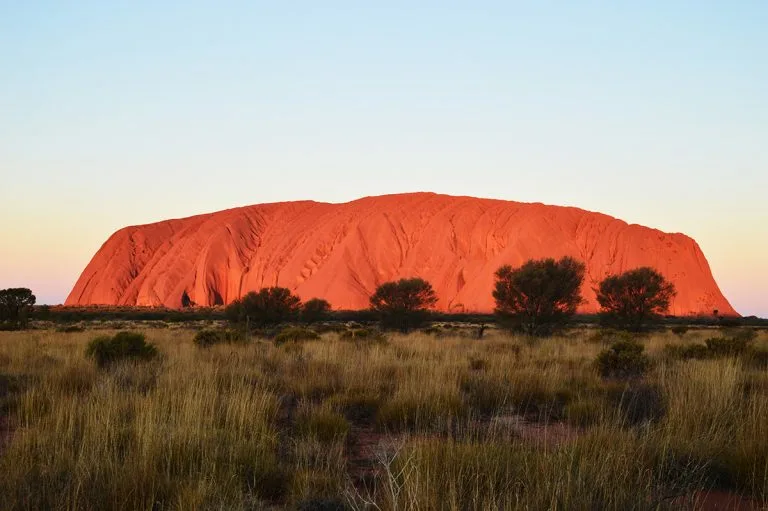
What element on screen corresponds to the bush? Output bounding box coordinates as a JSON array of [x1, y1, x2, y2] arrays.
[[274, 327, 320, 345], [596, 340, 650, 379], [596, 267, 676, 331], [191, 328, 240, 347], [85, 331, 158, 368], [705, 336, 750, 357], [670, 325, 689, 337], [301, 298, 331, 324], [224, 287, 302, 326], [369, 278, 438, 332], [493, 256, 585, 336], [664, 343, 710, 360]]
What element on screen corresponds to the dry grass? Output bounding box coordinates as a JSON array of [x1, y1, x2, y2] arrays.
[[0, 326, 766, 510]]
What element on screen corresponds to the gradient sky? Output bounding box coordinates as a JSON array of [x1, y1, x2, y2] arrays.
[[1, 2, 766, 316]]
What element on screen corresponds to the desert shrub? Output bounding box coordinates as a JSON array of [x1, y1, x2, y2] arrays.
[[338, 328, 385, 343], [596, 267, 676, 331], [606, 382, 666, 426], [664, 343, 710, 360], [369, 278, 437, 332], [720, 328, 758, 343], [705, 336, 750, 357], [224, 287, 302, 326], [596, 340, 650, 379], [670, 325, 689, 337], [301, 298, 331, 324], [193, 329, 223, 347], [493, 256, 585, 336], [274, 327, 320, 345], [295, 409, 350, 443], [85, 331, 158, 368], [193, 328, 243, 347]]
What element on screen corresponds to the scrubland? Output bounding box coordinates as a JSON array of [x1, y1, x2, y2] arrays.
[[0, 325, 766, 510]]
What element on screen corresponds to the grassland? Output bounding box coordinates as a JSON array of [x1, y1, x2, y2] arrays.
[[0, 324, 766, 510]]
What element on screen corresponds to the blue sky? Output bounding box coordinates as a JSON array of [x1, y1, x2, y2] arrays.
[[1, 1, 766, 315]]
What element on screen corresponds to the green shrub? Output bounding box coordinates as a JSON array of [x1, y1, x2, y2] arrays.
[[274, 327, 320, 345], [720, 328, 758, 343], [705, 336, 750, 357], [596, 341, 650, 379], [663, 343, 710, 360], [670, 325, 689, 337], [193, 328, 243, 347], [85, 331, 158, 368]]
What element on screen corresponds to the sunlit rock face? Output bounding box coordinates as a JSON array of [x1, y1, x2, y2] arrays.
[[66, 193, 737, 316]]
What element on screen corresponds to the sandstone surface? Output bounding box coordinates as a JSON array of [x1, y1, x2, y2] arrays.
[[66, 193, 737, 316]]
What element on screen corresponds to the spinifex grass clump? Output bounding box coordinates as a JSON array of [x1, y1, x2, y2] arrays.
[[85, 331, 158, 367]]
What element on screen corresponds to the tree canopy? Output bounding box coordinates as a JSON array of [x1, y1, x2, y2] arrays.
[[224, 287, 302, 326], [370, 278, 438, 331], [595, 267, 676, 331], [0, 288, 37, 329], [493, 257, 585, 336]]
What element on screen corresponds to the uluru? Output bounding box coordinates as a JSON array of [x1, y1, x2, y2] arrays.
[[65, 192, 737, 316]]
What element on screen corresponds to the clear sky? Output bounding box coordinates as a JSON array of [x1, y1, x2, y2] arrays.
[[1, 2, 766, 316]]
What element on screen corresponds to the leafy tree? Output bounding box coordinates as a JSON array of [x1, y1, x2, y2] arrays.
[[224, 287, 302, 327], [0, 288, 36, 329], [596, 267, 676, 331], [301, 298, 331, 323], [493, 257, 585, 336], [370, 278, 438, 332]]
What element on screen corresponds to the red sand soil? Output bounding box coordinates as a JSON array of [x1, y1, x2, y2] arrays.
[[66, 192, 737, 316]]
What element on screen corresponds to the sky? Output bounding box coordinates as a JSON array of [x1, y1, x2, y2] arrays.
[[1, 1, 766, 316]]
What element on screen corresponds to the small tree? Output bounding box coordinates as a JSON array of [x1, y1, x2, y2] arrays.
[[493, 257, 585, 336], [225, 287, 302, 327], [301, 298, 331, 324], [0, 288, 36, 329], [370, 278, 438, 332], [596, 267, 676, 332]]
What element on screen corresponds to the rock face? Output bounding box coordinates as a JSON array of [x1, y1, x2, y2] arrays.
[[66, 193, 737, 316]]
